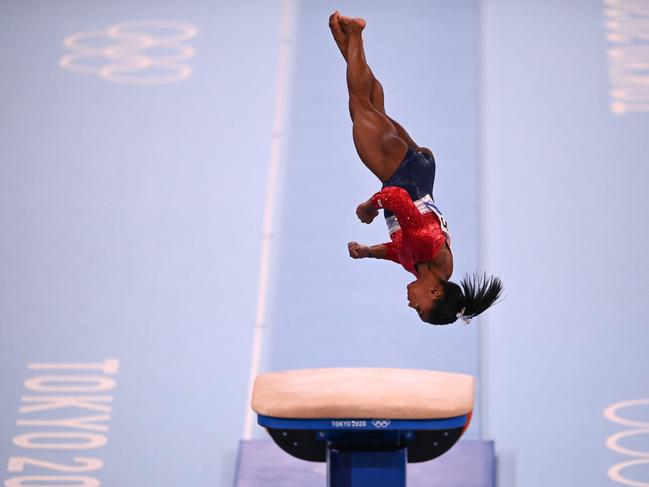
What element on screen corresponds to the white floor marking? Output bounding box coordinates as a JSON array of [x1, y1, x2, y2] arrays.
[[243, 0, 296, 440]]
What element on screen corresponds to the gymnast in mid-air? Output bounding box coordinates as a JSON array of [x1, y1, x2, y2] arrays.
[[330, 12, 502, 325]]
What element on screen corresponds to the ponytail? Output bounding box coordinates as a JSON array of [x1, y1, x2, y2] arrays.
[[424, 272, 503, 325]]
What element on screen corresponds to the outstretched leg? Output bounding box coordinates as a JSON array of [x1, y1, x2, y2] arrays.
[[329, 12, 431, 157], [338, 16, 407, 182], [329, 12, 385, 110]]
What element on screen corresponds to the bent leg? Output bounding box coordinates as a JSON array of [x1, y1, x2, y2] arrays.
[[342, 17, 407, 181], [368, 78, 427, 153]]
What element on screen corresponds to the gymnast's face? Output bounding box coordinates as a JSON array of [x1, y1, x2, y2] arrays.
[[407, 278, 443, 321]]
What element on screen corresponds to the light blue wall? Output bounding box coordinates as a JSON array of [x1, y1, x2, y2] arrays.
[[1, 1, 648, 487], [0, 1, 282, 485], [481, 1, 649, 486]]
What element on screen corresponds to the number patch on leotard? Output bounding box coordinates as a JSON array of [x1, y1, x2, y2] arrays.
[[420, 196, 451, 241], [423, 200, 449, 231], [384, 194, 451, 243]]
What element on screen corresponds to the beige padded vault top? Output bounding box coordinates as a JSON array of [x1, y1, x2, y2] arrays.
[[251, 368, 474, 419]]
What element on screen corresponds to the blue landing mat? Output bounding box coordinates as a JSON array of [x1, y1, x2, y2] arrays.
[[235, 439, 494, 487]]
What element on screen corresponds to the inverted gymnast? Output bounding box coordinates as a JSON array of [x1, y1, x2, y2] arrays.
[[330, 12, 503, 325]]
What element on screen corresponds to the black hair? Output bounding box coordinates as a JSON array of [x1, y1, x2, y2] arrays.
[[424, 272, 503, 325]]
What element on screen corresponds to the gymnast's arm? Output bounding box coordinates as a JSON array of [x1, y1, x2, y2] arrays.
[[362, 186, 422, 232], [348, 241, 398, 262]]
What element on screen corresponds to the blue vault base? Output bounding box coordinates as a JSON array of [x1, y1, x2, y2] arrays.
[[234, 439, 495, 487]]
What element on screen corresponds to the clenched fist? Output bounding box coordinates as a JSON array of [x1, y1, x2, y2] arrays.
[[348, 241, 371, 259], [356, 200, 378, 224]]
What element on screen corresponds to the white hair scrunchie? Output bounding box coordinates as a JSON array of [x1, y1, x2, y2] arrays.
[[456, 307, 472, 325]]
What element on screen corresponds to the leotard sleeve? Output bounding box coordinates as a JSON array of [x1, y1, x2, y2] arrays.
[[370, 187, 423, 232], [381, 241, 400, 264]]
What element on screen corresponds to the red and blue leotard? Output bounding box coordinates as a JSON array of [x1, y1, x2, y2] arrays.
[[370, 186, 451, 276]]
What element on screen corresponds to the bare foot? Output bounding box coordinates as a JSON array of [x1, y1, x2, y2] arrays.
[[338, 15, 366, 35], [328, 10, 348, 58]]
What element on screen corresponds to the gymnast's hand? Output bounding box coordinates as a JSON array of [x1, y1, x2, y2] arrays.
[[348, 241, 371, 259], [356, 200, 378, 224]]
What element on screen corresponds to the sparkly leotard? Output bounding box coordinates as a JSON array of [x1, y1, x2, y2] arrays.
[[369, 149, 451, 276]]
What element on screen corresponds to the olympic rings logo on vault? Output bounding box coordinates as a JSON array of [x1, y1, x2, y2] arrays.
[[372, 420, 391, 429], [59, 20, 197, 84]]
